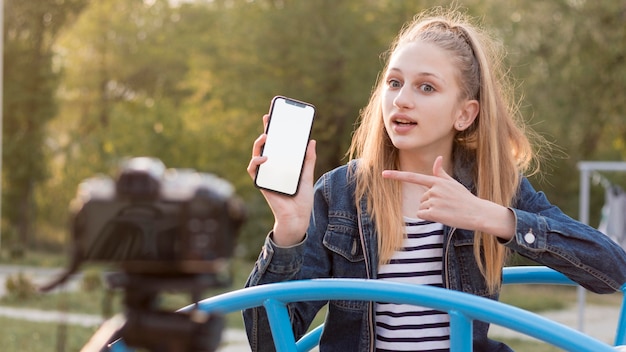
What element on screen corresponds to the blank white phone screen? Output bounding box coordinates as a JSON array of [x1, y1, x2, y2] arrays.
[[255, 97, 315, 195]]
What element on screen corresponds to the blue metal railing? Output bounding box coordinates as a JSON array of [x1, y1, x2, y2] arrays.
[[109, 266, 625, 351], [275, 266, 626, 350], [502, 266, 626, 346]]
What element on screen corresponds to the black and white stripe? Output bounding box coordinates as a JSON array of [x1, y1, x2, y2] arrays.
[[375, 217, 450, 352]]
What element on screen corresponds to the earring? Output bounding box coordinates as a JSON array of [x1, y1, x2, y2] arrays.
[[457, 123, 463, 129]]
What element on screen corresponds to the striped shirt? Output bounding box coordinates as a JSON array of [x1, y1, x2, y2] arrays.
[[375, 217, 450, 352]]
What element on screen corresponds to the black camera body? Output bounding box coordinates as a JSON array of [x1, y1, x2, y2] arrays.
[[69, 157, 245, 276]]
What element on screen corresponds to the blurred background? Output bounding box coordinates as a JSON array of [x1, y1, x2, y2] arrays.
[[1, 1, 625, 351], [0, 0, 626, 264], [2, 0, 626, 270]]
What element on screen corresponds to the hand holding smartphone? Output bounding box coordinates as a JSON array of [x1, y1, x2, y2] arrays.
[[254, 96, 315, 196]]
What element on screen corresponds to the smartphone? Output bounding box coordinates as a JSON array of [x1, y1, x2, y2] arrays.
[[254, 96, 315, 196]]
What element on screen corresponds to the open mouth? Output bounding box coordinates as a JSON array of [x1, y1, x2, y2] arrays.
[[393, 118, 417, 126]]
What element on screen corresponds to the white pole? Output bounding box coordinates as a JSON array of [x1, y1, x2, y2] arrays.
[[577, 168, 591, 332], [0, 0, 4, 254], [576, 161, 626, 333]]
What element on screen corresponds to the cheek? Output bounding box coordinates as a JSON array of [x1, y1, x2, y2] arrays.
[[381, 108, 393, 130], [381, 91, 394, 117]]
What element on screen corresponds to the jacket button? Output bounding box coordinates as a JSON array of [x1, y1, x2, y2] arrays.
[[524, 230, 536, 244]]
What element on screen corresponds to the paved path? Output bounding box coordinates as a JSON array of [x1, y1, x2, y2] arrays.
[[0, 305, 249, 351], [488, 303, 621, 345], [0, 305, 102, 327], [0, 264, 81, 296]]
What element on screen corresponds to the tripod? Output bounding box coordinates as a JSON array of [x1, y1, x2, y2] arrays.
[[82, 272, 225, 352]]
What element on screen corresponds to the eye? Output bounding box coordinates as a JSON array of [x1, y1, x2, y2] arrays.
[[387, 78, 402, 89], [419, 83, 435, 93]]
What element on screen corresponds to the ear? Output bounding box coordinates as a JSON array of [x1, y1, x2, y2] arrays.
[[454, 99, 479, 131]]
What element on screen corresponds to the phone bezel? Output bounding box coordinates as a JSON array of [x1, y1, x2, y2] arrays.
[[254, 96, 315, 196]]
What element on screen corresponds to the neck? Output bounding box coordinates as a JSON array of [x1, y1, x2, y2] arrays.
[[398, 151, 453, 175]]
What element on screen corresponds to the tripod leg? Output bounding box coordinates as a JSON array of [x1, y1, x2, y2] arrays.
[[81, 314, 127, 352]]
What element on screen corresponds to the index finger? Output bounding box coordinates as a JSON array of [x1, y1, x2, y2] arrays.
[[382, 170, 437, 187], [262, 114, 270, 132]]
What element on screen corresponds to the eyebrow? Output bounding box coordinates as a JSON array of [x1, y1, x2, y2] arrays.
[[386, 67, 447, 84]]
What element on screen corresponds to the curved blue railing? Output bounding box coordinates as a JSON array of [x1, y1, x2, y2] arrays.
[[502, 266, 626, 346], [294, 266, 626, 350], [619, 283, 626, 346], [109, 266, 625, 351]]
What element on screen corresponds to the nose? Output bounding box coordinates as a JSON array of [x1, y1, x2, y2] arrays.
[[393, 85, 414, 109]]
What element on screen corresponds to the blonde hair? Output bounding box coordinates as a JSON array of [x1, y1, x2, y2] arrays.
[[348, 8, 534, 293]]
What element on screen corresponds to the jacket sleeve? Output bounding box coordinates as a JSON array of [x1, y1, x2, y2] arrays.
[[242, 174, 333, 351], [503, 178, 626, 293]]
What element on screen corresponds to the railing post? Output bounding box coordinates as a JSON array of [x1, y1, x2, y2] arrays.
[[449, 310, 473, 351], [264, 298, 298, 352], [616, 284, 626, 346]]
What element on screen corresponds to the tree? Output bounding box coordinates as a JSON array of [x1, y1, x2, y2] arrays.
[[3, 0, 89, 253], [40, 0, 625, 257], [37, 0, 196, 249], [44, 0, 449, 256], [487, 0, 626, 220], [173, 0, 445, 255]]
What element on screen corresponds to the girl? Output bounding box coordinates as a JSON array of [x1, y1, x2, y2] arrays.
[[244, 8, 626, 352]]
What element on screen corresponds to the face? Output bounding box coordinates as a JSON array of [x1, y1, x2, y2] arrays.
[[382, 40, 476, 160]]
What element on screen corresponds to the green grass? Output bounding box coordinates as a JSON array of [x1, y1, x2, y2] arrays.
[[500, 283, 623, 310], [0, 248, 70, 268], [0, 258, 255, 329], [498, 337, 564, 352], [1, 287, 118, 315], [0, 257, 254, 351], [0, 315, 98, 352]]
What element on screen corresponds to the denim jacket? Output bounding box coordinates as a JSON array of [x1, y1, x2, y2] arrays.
[[243, 161, 626, 351]]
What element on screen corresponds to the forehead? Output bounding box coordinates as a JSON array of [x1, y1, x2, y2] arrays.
[[387, 41, 459, 82]]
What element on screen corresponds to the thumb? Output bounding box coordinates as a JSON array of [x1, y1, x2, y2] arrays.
[[432, 156, 453, 180], [301, 140, 317, 180]]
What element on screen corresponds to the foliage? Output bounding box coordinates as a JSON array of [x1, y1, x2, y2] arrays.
[[485, 0, 626, 218], [80, 268, 103, 292], [2, 0, 90, 252], [2, 0, 624, 258], [5, 272, 37, 299], [40, 0, 453, 256]]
